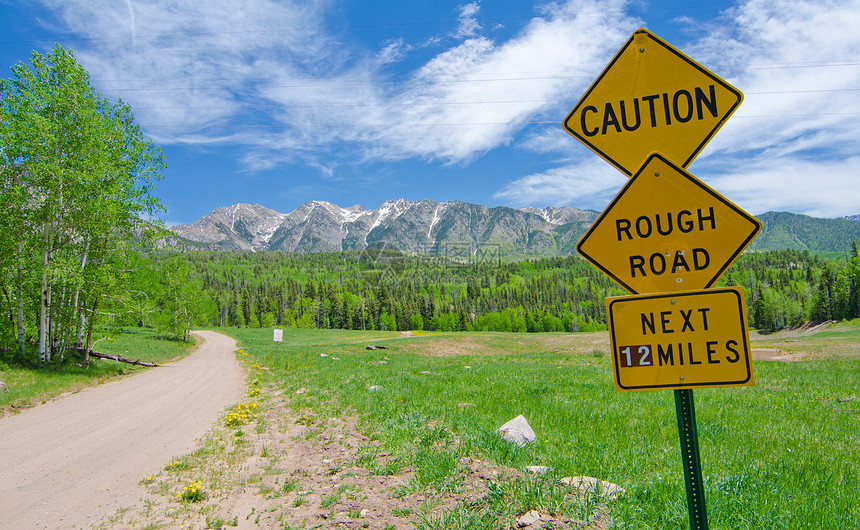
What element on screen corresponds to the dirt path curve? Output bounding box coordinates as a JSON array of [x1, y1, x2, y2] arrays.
[[0, 330, 245, 529]]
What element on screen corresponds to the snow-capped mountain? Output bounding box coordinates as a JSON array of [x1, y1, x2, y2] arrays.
[[169, 199, 599, 254]]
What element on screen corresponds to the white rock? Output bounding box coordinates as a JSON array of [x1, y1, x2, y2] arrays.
[[295, 387, 307, 394], [525, 465, 549, 475], [360, 509, 369, 517], [561, 476, 626, 500], [368, 385, 384, 392], [516, 510, 540, 527], [320, 353, 328, 358], [497, 415, 536, 446]]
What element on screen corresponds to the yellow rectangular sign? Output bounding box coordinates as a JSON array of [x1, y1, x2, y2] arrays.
[[564, 28, 743, 176], [606, 287, 754, 391]]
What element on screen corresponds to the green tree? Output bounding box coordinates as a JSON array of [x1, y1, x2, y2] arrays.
[[154, 257, 203, 341], [0, 45, 163, 362], [752, 283, 767, 330]]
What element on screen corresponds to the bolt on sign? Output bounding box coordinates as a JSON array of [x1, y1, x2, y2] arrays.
[[576, 153, 761, 295], [606, 287, 753, 392], [563, 28, 743, 176]]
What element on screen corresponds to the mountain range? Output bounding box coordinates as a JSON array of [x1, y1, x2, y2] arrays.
[[168, 199, 860, 255]]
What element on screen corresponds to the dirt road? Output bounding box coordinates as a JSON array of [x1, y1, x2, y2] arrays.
[[0, 331, 245, 529]]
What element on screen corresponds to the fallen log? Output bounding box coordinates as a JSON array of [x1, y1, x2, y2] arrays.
[[71, 348, 159, 367]]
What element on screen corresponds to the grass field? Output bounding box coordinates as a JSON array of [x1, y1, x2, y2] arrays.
[[5, 323, 857, 528], [220, 325, 860, 529], [0, 327, 194, 414]]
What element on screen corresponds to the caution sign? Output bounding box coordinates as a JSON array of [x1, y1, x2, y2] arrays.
[[576, 153, 761, 294], [563, 28, 743, 176], [606, 287, 754, 392]]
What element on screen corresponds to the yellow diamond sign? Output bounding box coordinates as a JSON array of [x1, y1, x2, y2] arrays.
[[606, 287, 754, 391], [563, 28, 743, 175], [576, 153, 761, 294]]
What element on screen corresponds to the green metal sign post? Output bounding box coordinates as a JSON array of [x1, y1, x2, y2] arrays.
[[674, 389, 709, 529]]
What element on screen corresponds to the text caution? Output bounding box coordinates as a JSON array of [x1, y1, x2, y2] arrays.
[[563, 28, 743, 176]]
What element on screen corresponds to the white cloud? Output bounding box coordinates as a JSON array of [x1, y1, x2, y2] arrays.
[[497, 0, 860, 217], [688, 0, 860, 217], [496, 151, 860, 218], [35, 0, 641, 170], [454, 2, 482, 39], [41, 0, 336, 138], [36, 0, 857, 217], [228, 0, 640, 166], [688, 0, 860, 161], [700, 156, 860, 218], [493, 157, 626, 208], [360, 0, 639, 162], [376, 39, 408, 65]]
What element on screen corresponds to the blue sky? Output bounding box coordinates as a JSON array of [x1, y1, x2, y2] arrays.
[[1, 0, 858, 226]]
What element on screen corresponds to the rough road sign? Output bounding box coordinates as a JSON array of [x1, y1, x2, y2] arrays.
[[576, 153, 761, 294], [563, 28, 743, 175], [606, 287, 753, 391]]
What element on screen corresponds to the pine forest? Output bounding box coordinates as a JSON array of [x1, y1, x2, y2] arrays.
[[137, 245, 860, 338]]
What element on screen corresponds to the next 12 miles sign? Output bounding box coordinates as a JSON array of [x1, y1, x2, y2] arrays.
[[606, 287, 754, 391]]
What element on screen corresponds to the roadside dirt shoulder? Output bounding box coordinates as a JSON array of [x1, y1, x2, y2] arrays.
[[111, 375, 609, 530]]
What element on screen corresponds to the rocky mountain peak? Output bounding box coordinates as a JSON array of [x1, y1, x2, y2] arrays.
[[169, 199, 599, 254]]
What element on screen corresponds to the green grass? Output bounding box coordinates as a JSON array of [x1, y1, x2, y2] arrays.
[[222, 324, 860, 529], [0, 327, 195, 414]]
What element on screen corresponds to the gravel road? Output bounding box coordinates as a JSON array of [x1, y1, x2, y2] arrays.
[[0, 330, 245, 529]]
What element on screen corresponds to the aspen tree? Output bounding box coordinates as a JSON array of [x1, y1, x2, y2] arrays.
[[0, 45, 164, 362]]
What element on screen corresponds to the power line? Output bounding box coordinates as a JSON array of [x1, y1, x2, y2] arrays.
[[138, 112, 860, 129], [123, 87, 860, 111], [91, 63, 860, 93], [144, 121, 561, 129], [98, 74, 597, 92]]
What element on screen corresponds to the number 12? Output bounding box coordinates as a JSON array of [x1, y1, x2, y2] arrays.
[[621, 345, 652, 367]]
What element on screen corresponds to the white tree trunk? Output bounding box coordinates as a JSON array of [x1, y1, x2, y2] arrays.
[[73, 241, 89, 347], [16, 244, 26, 358], [77, 312, 87, 348], [38, 248, 50, 363]]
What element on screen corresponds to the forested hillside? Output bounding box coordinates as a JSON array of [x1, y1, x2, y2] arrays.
[[134, 245, 860, 337], [7, 230, 858, 363], [750, 212, 860, 252], [721, 247, 860, 330], [160, 251, 622, 334]]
